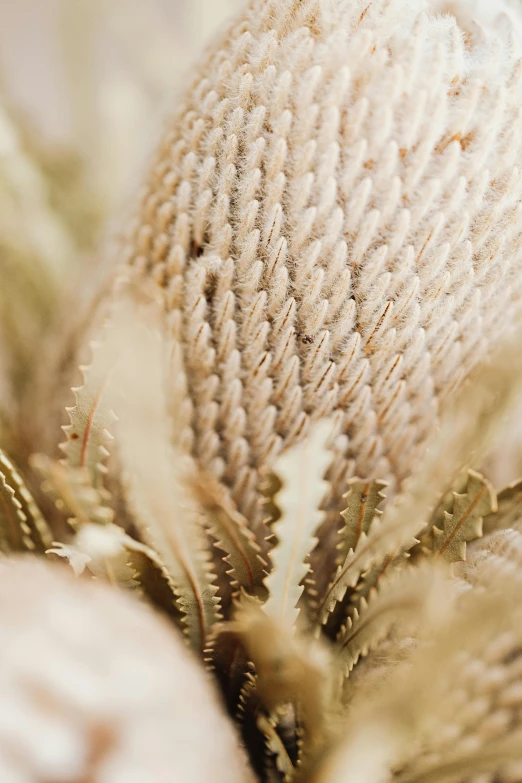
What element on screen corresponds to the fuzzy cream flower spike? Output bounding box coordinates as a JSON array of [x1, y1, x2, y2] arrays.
[[3, 0, 522, 782]]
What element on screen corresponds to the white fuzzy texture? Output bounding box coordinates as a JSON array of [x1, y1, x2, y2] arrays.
[[0, 557, 252, 783], [127, 0, 522, 524]]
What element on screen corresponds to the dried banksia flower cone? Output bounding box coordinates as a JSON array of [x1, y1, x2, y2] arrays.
[[6, 3, 522, 783], [0, 557, 252, 783], [126, 0, 522, 525]]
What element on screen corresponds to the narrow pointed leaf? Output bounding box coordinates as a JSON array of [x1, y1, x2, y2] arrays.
[[337, 479, 388, 565], [107, 294, 222, 653], [257, 714, 295, 782], [263, 419, 334, 628], [0, 450, 51, 552], [60, 324, 118, 487], [194, 472, 267, 596]]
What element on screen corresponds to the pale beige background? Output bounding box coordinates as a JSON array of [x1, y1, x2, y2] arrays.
[[0, 0, 242, 140], [0, 0, 243, 202]]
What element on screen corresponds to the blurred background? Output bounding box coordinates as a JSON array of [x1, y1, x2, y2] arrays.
[[0, 0, 242, 452], [0, 0, 243, 210]]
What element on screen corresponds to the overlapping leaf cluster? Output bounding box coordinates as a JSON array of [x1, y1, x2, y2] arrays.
[[1, 286, 522, 783], [1, 7, 522, 779]]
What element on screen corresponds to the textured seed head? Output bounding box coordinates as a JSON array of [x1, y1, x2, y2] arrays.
[[126, 0, 522, 524], [0, 557, 252, 783]]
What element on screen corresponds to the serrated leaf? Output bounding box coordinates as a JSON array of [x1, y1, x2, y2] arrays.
[[315, 424, 500, 626], [47, 523, 139, 587], [263, 419, 334, 628], [417, 473, 468, 549], [483, 478, 522, 535], [350, 546, 411, 616], [0, 462, 32, 553], [211, 624, 250, 712], [316, 511, 420, 628], [194, 472, 267, 597], [107, 293, 222, 654], [236, 670, 259, 723], [337, 479, 388, 565], [60, 324, 118, 487], [0, 450, 52, 552], [32, 454, 114, 529], [224, 597, 332, 760], [257, 714, 295, 783], [434, 470, 496, 563], [337, 563, 449, 677]]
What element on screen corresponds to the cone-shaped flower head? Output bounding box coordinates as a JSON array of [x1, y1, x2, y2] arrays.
[[126, 0, 522, 522]]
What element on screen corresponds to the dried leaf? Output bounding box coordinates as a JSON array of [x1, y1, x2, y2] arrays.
[[47, 523, 137, 585], [225, 598, 332, 760], [316, 509, 420, 628], [47, 521, 176, 595], [0, 460, 32, 553], [0, 450, 52, 552], [257, 714, 295, 783], [352, 545, 411, 611], [315, 383, 510, 626], [337, 479, 388, 565], [434, 470, 496, 563], [264, 419, 334, 628], [483, 478, 522, 534], [32, 454, 114, 529], [47, 541, 92, 576], [237, 671, 259, 723], [194, 472, 267, 597], [412, 472, 469, 558], [108, 293, 222, 653], [337, 563, 450, 676], [60, 325, 118, 487]]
